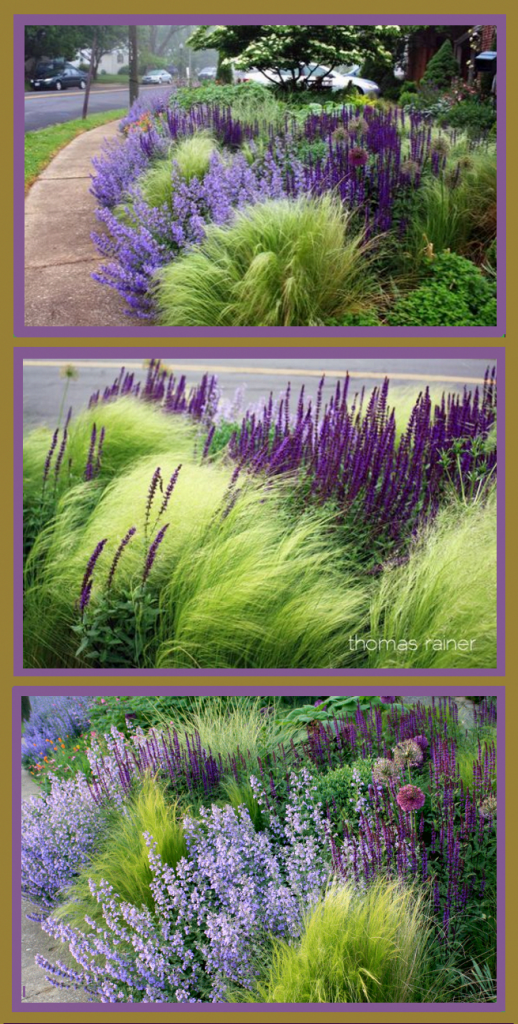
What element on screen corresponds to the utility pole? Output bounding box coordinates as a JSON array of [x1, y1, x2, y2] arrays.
[[129, 25, 139, 107], [81, 26, 96, 119]]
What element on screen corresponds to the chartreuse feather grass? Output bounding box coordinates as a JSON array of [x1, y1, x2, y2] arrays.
[[236, 878, 435, 1004], [56, 778, 187, 929], [23, 400, 198, 504], [153, 194, 377, 327], [23, 453, 370, 668], [368, 492, 497, 669]]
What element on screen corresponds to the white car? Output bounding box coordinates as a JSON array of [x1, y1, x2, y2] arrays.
[[235, 63, 380, 97], [142, 70, 173, 85]]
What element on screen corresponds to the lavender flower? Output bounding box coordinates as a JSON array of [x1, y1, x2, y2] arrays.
[[396, 784, 426, 812]]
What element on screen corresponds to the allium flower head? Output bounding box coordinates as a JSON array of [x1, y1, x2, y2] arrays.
[[431, 135, 450, 157], [396, 784, 425, 812], [401, 158, 421, 178], [349, 147, 368, 167], [393, 739, 424, 768], [372, 758, 400, 784], [479, 794, 497, 819], [380, 696, 397, 704]]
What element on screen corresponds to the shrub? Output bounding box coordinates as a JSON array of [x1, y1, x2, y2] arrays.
[[386, 252, 497, 326], [154, 195, 376, 326], [242, 879, 434, 1003], [421, 40, 459, 90], [438, 99, 496, 135], [314, 758, 378, 829], [399, 90, 418, 107]]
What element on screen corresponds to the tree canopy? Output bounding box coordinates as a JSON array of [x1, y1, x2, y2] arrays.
[[187, 25, 399, 87]]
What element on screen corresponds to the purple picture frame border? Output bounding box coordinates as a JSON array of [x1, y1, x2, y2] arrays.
[[14, 13, 506, 337], [13, 683, 505, 1013], [15, 344, 505, 677]]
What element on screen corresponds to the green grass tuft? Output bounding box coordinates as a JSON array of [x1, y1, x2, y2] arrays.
[[238, 878, 435, 1003], [368, 492, 497, 668], [153, 194, 377, 326], [56, 778, 187, 929]]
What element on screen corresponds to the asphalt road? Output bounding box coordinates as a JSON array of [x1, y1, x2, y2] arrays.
[[22, 357, 496, 432], [24, 84, 172, 132]]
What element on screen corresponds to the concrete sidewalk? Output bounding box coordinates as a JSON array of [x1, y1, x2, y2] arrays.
[[24, 120, 136, 328], [21, 769, 93, 1004]]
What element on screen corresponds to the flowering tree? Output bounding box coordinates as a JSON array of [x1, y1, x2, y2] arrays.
[[187, 25, 398, 89]]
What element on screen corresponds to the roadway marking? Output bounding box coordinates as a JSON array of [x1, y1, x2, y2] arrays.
[[22, 359, 489, 385], [25, 85, 169, 101]]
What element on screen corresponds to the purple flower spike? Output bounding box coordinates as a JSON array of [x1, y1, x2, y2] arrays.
[[142, 523, 169, 585], [79, 578, 93, 615], [79, 538, 108, 607], [84, 424, 97, 481], [53, 429, 68, 484], [42, 429, 59, 489], [107, 526, 137, 589], [94, 426, 106, 477], [145, 467, 162, 533], [396, 784, 426, 812], [158, 465, 182, 518]]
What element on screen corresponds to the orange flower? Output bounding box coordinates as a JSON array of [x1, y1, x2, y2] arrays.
[[43, 756, 48, 762]]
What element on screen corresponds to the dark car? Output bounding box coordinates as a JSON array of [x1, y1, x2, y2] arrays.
[[30, 62, 88, 91], [197, 66, 218, 81]]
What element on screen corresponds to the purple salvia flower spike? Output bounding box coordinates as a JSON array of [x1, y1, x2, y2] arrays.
[[107, 526, 137, 589], [142, 523, 169, 585]]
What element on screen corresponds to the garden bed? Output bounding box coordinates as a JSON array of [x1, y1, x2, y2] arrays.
[[21, 693, 498, 1004], [22, 359, 498, 670], [88, 84, 497, 326]]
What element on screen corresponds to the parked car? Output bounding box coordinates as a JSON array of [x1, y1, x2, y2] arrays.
[[30, 62, 88, 91], [234, 63, 380, 97], [141, 70, 173, 85], [197, 66, 218, 81]]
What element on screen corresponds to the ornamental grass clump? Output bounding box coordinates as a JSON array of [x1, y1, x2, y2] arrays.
[[153, 195, 377, 327], [242, 879, 433, 1003]]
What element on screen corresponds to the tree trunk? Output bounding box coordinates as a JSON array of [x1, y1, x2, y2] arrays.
[[81, 27, 96, 119], [21, 697, 31, 722], [129, 25, 139, 107]]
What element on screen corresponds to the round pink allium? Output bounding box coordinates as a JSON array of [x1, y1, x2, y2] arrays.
[[349, 146, 368, 167], [393, 739, 424, 769], [396, 784, 426, 812]]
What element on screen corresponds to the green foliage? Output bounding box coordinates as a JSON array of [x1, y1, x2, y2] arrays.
[[399, 90, 418, 107], [438, 99, 496, 136], [386, 251, 496, 327], [401, 151, 496, 266], [220, 778, 264, 830], [240, 879, 434, 1003], [87, 695, 194, 735], [368, 493, 497, 668], [57, 778, 187, 928], [115, 135, 218, 222], [325, 311, 381, 325], [72, 587, 163, 668], [421, 40, 459, 89], [315, 758, 378, 827], [154, 195, 376, 327]]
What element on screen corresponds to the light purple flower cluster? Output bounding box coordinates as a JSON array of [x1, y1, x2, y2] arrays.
[[22, 772, 107, 917], [36, 769, 330, 1003]]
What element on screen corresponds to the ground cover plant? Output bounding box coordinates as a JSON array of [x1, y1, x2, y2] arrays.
[[21, 694, 498, 1003], [22, 361, 497, 670], [88, 76, 497, 325]]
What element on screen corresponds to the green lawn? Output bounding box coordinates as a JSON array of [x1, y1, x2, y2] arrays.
[[25, 109, 127, 191]]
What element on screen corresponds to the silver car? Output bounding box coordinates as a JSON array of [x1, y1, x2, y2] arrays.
[[142, 70, 173, 85], [235, 63, 380, 97]]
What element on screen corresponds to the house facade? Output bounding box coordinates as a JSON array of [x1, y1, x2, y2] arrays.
[[406, 24, 496, 82]]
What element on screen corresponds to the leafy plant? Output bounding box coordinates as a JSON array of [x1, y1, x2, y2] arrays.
[[386, 252, 497, 326]]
